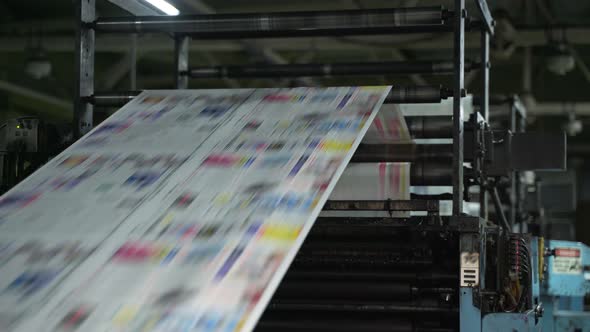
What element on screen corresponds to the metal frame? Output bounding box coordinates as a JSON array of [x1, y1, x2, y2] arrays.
[[510, 96, 527, 232], [74, 0, 95, 138], [74, 2, 495, 330], [174, 35, 189, 89], [452, 0, 466, 216]]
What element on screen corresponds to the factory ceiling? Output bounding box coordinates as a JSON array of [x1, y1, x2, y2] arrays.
[[1, 0, 590, 128]]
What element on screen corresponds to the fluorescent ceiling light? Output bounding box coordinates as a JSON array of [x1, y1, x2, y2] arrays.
[[144, 0, 180, 15]]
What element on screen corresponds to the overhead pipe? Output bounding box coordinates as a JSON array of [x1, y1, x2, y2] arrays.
[[88, 86, 451, 107], [93, 7, 451, 37], [186, 60, 477, 79]]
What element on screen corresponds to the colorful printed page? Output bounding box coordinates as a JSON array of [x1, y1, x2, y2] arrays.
[[1, 87, 392, 332]]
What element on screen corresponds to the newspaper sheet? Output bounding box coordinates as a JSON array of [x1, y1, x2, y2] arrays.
[[0, 87, 392, 332]]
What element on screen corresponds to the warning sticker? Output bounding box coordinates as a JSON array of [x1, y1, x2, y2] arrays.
[[553, 247, 582, 274]]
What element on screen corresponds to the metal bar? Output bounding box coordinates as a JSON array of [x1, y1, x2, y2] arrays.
[[93, 7, 450, 37], [473, 0, 494, 35], [480, 32, 489, 122], [88, 86, 450, 107], [174, 35, 189, 89], [489, 186, 510, 230], [86, 91, 139, 107], [510, 102, 517, 230], [322, 200, 439, 212], [186, 60, 476, 79], [479, 29, 490, 220], [452, 0, 465, 216], [74, 0, 95, 138], [130, 34, 137, 90]]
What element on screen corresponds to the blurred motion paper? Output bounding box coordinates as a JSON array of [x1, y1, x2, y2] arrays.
[[0, 87, 393, 332]]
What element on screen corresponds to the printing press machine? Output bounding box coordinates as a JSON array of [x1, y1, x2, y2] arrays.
[[62, 1, 590, 330], [252, 99, 573, 332]]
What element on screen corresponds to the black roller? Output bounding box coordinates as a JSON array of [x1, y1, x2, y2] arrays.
[[187, 60, 475, 79], [406, 116, 453, 138], [256, 319, 416, 332], [266, 301, 459, 314], [283, 270, 458, 283], [411, 160, 453, 186], [385, 86, 452, 103], [87, 91, 139, 107], [87, 86, 450, 108], [93, 7, 450, 37], [352, 144, 453, 162], [274, 280, 413, 301]]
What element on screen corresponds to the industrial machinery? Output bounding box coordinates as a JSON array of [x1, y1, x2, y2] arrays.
[[0, 117, 67, 194], [30, 0, 582, 330], [1, 117, 45, 193], [253, 99, 566, 332], [541, 240, 590, 332]]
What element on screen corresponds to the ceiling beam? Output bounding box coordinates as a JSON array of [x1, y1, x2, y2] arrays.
[[3, 26, 590, 54]]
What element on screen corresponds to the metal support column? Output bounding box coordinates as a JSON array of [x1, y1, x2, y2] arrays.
[[74, 0, 95, 138], [480, 30, 490, 122], [130, 34, 137, 90], [452, 0, 465, 216], [479, 29, 490, 220], [174, 35, 189, 89]]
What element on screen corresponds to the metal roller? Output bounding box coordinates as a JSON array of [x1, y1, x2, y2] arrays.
[[187, 60, 476, 79], [273, 280, 414, 301], [86, 91, 139, 107], [256, 319, 417, 332], [405, 115, 453, 138], [385, 86, 452, 104], [352, 144, 453, 162], [93, 7, 450, 37], [283, 270, 458, 283], [266, 301, 459, 314], [88, 86, 451, 107], [411, 160, 453, 186]]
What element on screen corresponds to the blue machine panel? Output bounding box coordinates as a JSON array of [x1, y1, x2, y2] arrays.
[[542, 240, 590, 332], [545, 240, 590, 297], [483, 311, 539, 331]]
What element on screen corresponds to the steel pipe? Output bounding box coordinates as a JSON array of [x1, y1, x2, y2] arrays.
[[86, 91, 139, 107], [187, 60, 475, 79], [93, 7, 450, 37], [87, 86, 450, 107]]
